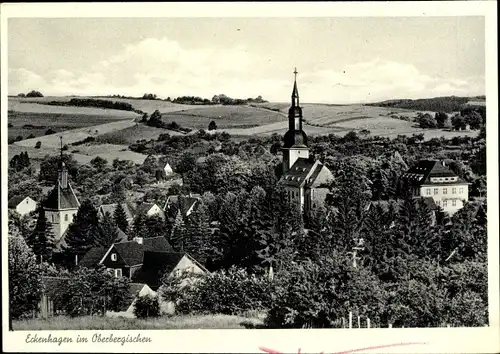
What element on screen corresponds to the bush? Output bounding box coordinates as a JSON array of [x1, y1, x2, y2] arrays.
[[161, 267, 273, 315], [35, 141, 42, 149], [45, 128, 56, 135], [208, 120, 217, 131], [133, 294, 160, 319]]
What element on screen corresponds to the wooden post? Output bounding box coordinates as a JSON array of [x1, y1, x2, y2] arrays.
[[342, 317, 345, 328], [389, 323, 392, 328], [367, 318, 371, 329], [349, 312, 352, 329], [357, 316, 360, 328]]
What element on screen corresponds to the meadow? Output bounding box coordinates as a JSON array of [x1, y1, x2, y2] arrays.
[[96, 124, 184, 145], [13, 313, 264, 330]]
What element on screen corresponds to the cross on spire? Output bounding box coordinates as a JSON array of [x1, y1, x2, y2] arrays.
[[293, 67, 298, 79]]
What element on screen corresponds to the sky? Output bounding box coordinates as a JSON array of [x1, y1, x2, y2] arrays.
[[8, 17, 485, 104]]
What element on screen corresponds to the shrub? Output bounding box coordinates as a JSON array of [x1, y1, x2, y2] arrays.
[[27, 134, 36, 139], [8, 122, 13, 128], [208, 120, 217, 131], [45, 129, 56, 135], [35, 141, 42, 149], [161, 267, 273, 315], [133, 294, 160, 319], [26, 90, 43, 98]]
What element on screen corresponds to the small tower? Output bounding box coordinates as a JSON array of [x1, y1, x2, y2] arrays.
[[43, 137, 80, 247], [282, 68, 309, 173]]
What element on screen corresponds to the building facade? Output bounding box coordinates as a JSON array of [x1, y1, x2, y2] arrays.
[[8, 196, 38, 216], [42, 160, 80, 246], [279, 69, 333, 212], [401, 160, 469, 215]]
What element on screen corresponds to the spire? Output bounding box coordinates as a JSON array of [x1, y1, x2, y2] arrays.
[[58, 136, 68, 189], [292, 67, 299, 107]]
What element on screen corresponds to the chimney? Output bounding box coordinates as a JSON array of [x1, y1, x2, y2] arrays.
[[133, 237, 143, 244]]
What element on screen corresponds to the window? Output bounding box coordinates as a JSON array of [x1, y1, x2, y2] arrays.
[[452, 188, 456, 194], [426, 188, 431, 196], [459, 188, 464, 194], [443, 188, 448, 195], [443, 200, 448, 207], [434, 188, 438, 195], [111, 253, 117, 261], [64, 214, 68, 221], [26, 199, 29, 204], [114, 269, 122, 278], [295, 118, 300, 129], [452, 200, 457, 207], [436, 200, 441, 206]]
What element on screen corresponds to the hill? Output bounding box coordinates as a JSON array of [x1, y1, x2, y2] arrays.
[[366, 95, 485, 113]]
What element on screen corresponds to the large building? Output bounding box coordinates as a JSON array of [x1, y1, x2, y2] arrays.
[[401, 160, 469, 215], [279, 69, 333, 212], [42, 148, 80, 248]]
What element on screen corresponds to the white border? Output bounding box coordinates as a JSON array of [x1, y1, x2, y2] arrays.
[[1, 2, 498, 353]]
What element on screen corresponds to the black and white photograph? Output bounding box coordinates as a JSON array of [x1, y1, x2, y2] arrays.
[[1, 2, 498, 353]]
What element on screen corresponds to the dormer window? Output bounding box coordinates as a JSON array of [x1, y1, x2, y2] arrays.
[[111, 253, 117, 261]]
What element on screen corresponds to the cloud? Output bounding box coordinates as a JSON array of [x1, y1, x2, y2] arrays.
[[8, 38, 484, 103]]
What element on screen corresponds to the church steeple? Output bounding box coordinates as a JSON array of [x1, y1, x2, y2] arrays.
[[58, 136, 68, 189], [292, 67, 299, 107]]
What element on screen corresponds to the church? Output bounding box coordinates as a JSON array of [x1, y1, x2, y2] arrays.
[[42, 141, 80, 248], [279, 69, 333, 212]]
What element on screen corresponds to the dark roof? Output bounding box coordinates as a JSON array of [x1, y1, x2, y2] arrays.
[[280, 158, 332, 188], [164, 195, 201, 216], [113, 237, 174, 267], [401, 160, 463, 186], [132, 252, 186, 290], [99, 203, 134, 221], [41, 276, 70, 298], [43, 182, 80, 210], [116, 228, 128, 243], [135, 202, 156, 215], [78, 246, 107, 268], [8, 196, 30, 208], [283, 129, 308, 149]]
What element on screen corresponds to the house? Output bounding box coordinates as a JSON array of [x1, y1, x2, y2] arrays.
[[279, 68, 333, 212], [132, 251, 208, 290], [163, 194, 201, 217], [78, 236, 174, 279], [400, 160, 469, 215], [105, 283, 157, 318], [8, 196, 37, 216], [42, 158, 80, 248], [135, 202, 165, 220], [39, 276, 70, 318], [98, 203, 134, 225], [155, 160, 174, 181]]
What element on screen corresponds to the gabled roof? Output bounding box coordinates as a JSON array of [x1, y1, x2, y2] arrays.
[[8, 196, 31, 208], [99, 203, 134, 221], [131, 252, 186, 290], [280, 158, 332, 188], [106, 236, 174, 267], [78, 246, 107, 268], [43, 182, 80, 210], [116, 227, 129, 243], [401, 160, 464, 185], [164, 194, 201, 216], [135, 202, 158, 215]]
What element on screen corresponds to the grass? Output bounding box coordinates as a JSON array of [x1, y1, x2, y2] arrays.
[[96, 124, 184, 145], [13, 314, 265, 330], [160, 105, 287, 130], [9, 98, 139, 117], [7, 111, 133, 141]]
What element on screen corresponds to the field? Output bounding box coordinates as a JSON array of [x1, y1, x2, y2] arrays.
[[161, 105, 287, 130], [12, 313, 264, 330], [8, 96, 479, 167], [96, 124, 184, 145]]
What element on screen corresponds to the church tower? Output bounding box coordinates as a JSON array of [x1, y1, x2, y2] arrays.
[[43, 137, 80, 247], [282, 68, 309, 173]]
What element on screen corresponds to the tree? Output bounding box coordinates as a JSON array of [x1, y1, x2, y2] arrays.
[[113, 203, 129, 233], [170, 211, 186, 251], [463, 111, 483, 130], [8, 236, 44, 323], [208, 120, 217, 131], [90, 156, 108, 171], [9, 152, 31, 171], [27, 207, 55, 263], [175, 151, 197, 175], [147, 110, 163, 128], [417, 113, 437, 128], [434, 112, 448, 128], [62, 266, 130, 317], [26, 90, 43, 97], [39, 153, 77, 183], [184, 202, 214, 265], [63, 199, 101, 264], [451, 115, 466, 130], [133, 294, 160, 318], [95, 212, 120, 248], [35, 141, 42, 149]]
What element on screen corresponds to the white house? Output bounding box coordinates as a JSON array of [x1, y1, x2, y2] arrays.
[[135, 202, 165, 220], [8, 196, 37, 216]]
